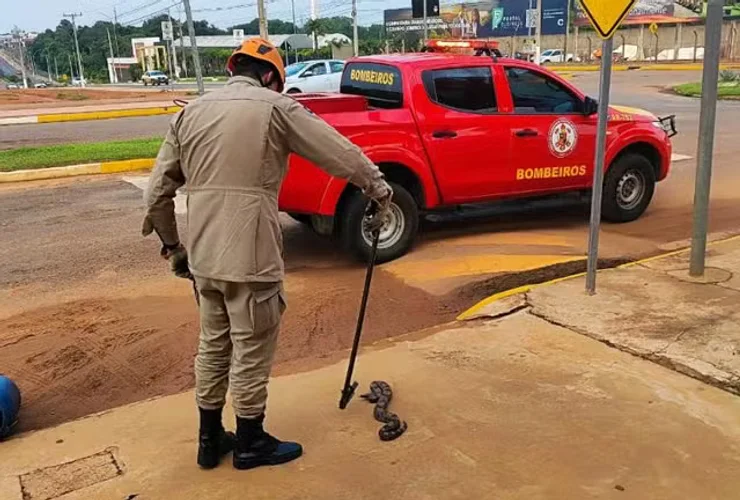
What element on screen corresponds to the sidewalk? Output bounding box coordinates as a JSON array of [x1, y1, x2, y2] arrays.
[[2, 239, 740, 499]]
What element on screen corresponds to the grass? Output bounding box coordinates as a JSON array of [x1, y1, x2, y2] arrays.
[[673, 81, 740, 99], [0, 137, 162, 172]]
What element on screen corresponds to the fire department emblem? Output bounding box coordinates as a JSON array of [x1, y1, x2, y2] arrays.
[[548, 119, 578, 158]]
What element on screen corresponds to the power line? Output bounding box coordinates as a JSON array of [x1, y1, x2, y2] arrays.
[[121, 1, 183, 25]]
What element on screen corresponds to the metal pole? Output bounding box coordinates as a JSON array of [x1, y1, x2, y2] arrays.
[[12, 27, 28, 88], [257, 0, 268, 39], [113, 8, 122, 83], [564, 0, 571, 60], [291, 0, 297, 64], [693, 30, 699, 63], [528, 0, 533, 38], [689, 0, 723, 277], [423, 0, 428, 42], [54, 56, 59, 81], [68, 53, 74, 79], [585, 37, 614, 295], [169, 9, 179, 79], [183, 0, 205, 95], [64, 13, 85, 87], [352, 0, 359, 56], [107, 28, 116, 84], [535, 0, 542, 65], [178, 9, 188, 78]]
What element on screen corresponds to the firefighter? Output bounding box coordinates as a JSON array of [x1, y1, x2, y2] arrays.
[[142, 38, 392, 470]]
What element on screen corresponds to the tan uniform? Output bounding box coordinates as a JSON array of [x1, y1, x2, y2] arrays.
[[143, 76, 386, 417]]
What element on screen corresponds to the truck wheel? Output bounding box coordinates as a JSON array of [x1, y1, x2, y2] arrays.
[[602, 153, 656, 223], [341, 182, 418, 263], [287, 213, 311, 225], [286, 88, 301, 94]]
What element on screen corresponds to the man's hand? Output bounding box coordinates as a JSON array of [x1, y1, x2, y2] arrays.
[[366, 182, 394, 235], [161, 244, 193, 280]]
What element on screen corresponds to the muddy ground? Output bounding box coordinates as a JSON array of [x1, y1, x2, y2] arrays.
[[0, 88, 192, 111], [0, 177, 477, 432]]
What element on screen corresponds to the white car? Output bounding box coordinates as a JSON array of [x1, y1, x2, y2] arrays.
[[71, 78, 86, 87], [283, 60, 345, 94], [539, 49, 578, 64]]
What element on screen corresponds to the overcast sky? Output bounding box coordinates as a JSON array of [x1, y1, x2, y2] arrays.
[[2, 0, 401, 34]]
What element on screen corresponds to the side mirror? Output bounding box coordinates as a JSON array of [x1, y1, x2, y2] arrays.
[[301, 71, 314, 78], [584, 96, 599, 116]]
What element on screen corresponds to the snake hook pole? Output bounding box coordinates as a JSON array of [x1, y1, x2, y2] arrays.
[[339, 223, 380, 410]]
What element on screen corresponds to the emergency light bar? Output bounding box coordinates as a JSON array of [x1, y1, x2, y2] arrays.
[[424, 39, 503, 58]]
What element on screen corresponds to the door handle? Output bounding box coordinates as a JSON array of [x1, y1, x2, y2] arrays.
[[515, 129, 539, 138], [432, 130, 458, 139]]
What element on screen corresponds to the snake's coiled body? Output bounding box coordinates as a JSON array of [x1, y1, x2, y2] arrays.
[[360, 381, 407, 441]]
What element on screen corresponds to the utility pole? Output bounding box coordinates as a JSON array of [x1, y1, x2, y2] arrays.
[[564, 0, 571, 60], [45, 52, 52, 82], [257, 0, 268, 39], [178, 12, 188, 78], [352, 0, 359, 56], [113, 8, 123, 83], [12, 27, 28, 88], [107, 28, 116, 83], [182, 0, 204, 94], [169, 9, 179, 79], [423, 0, 428, 42], [63, 13, 85, 87], [291, 0, 298, 64], [68, 53, 74, 79], [690, 0, 723, 276], [535, 0, 542, 65], [54, 56, 59, 81]]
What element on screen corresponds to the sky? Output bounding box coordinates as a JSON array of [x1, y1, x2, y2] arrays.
[[1, 0, 402, 35]]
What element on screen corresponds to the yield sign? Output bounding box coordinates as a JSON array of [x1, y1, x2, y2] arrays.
[[578, 0, 637, 40]]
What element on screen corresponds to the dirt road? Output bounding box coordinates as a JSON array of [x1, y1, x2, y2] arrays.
[[3, 71, 740, 433]]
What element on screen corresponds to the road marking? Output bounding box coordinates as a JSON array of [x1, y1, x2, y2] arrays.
[[671, 153, 692, 163], [123, 175, 187, 215]]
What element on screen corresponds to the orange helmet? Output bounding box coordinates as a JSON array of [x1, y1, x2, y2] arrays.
[[226, 38, 286, 92]]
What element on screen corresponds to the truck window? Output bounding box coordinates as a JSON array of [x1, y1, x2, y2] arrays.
[[422, 67, 496, 114], [505, 67, 583, 114], [341, 62, 403, 109]]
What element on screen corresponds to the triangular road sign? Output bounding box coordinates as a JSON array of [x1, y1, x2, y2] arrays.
[[578, 0, 637, 39]]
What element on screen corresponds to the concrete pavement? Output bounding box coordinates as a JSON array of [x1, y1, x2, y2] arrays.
[[3, 312, 740, 500], [4, 235, 740, 498]]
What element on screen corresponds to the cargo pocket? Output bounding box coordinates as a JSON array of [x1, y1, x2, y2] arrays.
[[251, 285, 286, 334]]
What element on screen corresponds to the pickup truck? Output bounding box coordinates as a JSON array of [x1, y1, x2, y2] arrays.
[[280, 51, 675, 263]]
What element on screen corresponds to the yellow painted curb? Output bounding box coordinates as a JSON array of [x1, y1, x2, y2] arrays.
[[0, 158, 154, 183], [456, 234, 740, 321], [37, 106, 179, 124]]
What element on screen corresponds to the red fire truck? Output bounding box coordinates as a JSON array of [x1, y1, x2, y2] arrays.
[[280, 40, 676, 262]]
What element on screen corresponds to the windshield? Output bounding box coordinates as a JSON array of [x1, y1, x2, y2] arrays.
[[541, 50, 553, 56], [286, 63, 309, 77], [151, 71, 165, 76]]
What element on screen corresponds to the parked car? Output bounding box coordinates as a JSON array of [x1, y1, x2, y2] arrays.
[[34, 82, 48, 88], [539, 49, 578, 64], [279, 47, 676, 262], [71, 78, 86, 87], [283, 60, 345, 94], [142, 71, 169, 86], [5, 83, 20, 89]]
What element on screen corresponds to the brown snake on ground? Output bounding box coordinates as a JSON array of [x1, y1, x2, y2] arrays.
[[360, 381, 408, 441]]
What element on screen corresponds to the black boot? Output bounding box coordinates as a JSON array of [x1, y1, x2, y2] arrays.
[[233, 414, 303, 470], [197, 407, 236, 469]]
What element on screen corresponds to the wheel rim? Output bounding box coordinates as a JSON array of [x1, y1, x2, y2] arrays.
[[361, 202, 405, 250], [616, 169, 646, 211]]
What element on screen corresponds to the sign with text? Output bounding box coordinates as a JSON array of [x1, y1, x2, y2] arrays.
[[161, 21, 173, 41]]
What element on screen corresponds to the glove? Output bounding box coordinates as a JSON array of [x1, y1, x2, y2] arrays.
[[161, 244, 193, 280], [366, 188, 394, 235]]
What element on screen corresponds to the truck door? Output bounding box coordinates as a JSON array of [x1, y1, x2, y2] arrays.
[[416, 65, 511, 203], [501, 66, 596, 195]]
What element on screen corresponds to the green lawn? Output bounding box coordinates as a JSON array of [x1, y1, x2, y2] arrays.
[[0, 137, 162, 172], [673, 82, 740, 99]]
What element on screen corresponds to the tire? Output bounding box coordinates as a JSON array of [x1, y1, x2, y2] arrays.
[[286, 88, 302, 94], [340, 182, 419, 263], [287, 213, 311, 225], [143, 81, 148, 86], [602, 153, 656, 223]]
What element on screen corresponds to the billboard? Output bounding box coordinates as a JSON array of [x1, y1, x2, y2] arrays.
[[384, 0, 569, 38]]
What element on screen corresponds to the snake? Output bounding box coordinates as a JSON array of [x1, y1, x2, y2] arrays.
[[360, 381, 408, 441]]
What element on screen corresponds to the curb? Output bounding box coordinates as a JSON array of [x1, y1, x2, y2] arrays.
[[551, 62, 740, 73], [456, 234, 740, 321], [0, 106, 180, 127], [0, 158, 154, 183]]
